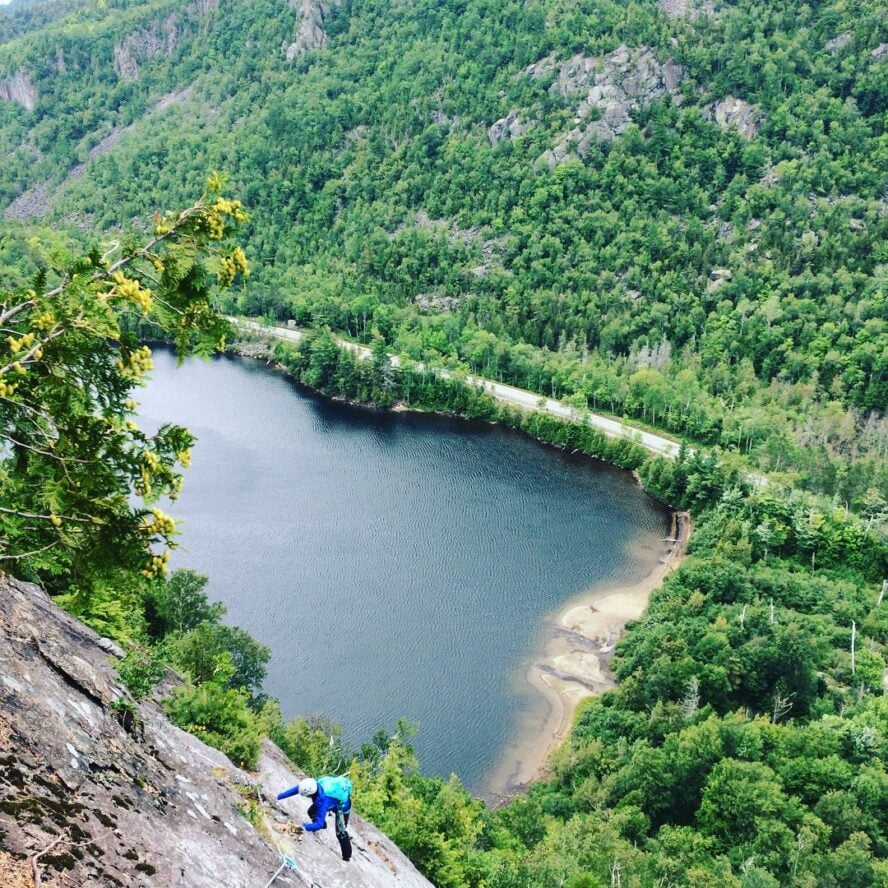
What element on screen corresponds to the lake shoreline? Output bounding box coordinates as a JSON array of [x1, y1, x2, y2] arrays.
[[483, 510, 691, 803], [227, 336, 674, 493], [225, 334, 690, 801]]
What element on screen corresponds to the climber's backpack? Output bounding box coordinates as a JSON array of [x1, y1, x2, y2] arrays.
[[318, 776, 352, 806]]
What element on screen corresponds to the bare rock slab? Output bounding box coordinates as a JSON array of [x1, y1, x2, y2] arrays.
[[0, 576, 432, 888]]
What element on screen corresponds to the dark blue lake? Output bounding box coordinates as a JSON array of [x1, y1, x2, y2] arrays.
[[139, 349, 668, 794]]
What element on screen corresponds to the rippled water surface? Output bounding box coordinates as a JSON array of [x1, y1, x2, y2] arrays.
[[139, 349, 668, 792]]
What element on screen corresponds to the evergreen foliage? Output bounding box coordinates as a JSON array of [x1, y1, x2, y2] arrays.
[[261, 332, 888, 886], [2, 0, 885, 501], [2, 0, 888, 882]]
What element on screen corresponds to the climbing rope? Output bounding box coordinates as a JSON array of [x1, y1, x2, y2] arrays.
[[255, 785, 324, 888]]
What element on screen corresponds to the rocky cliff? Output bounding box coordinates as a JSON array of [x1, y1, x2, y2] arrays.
[[0, 68, 37, 111], [527, 45, 685, 166], [114, 18, 181, 83], [0, 576, 432, 888], [112, 0, 219, 82], [285, 0, 341, 61]]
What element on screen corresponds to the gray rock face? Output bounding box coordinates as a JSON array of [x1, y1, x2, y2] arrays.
[[0, 69, 38, 111], [415, 292, 461, 311], [114, 17, 181, 82], [872, 43, 888, 62], [0, 576, 432, 888], [658, 0, 713, 19], [192, 0, 220, 15], [528, 45, 684, 101], [702, 96, 761, 139], [113, 0, 218, 82], [825, 33, 852, 52], [707, 267, 733, 292], [526, 45, 684, 166], [286, 0, 341, 61], [2, 179, 52, 221], [488, 110, 533, 145]]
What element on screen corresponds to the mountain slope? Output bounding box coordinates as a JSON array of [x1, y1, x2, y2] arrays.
[[2, 4, 888, 886], [1, 0, 886, 503], [0, 575, 433, 887]]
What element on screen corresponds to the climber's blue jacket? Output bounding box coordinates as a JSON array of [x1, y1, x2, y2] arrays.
[[277, 776, 352, 832]]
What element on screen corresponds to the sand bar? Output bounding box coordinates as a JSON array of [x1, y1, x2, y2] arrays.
[[483, 511, 691, 802]]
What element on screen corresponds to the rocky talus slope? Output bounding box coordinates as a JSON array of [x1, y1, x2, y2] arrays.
[[0, 576, 432, 888]]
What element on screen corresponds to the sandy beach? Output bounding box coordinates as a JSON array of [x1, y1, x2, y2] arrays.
[[484, 511, 691, 802]]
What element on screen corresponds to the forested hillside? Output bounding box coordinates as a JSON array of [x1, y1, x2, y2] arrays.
[[2, 0, 888, 885], [1, 0, 886, 501]]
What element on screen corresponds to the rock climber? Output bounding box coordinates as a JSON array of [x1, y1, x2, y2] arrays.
[[277, 776, 353, 861]]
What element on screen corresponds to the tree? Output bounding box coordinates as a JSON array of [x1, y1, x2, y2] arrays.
[[143, 569, 224, 639], [0, 175, 249, 594], [268, 711, 353, 776], [164, 657, 263, 769], [857, 488, 888, 531], [697, 759, 788, 850], [171, 620, 271, 697]]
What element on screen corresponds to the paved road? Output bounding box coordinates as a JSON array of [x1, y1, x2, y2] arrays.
[[232, 318, 683, 460], [460, 375, 682, 458]]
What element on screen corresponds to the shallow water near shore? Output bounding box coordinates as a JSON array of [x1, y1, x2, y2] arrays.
[[138, 348, 669, 795]]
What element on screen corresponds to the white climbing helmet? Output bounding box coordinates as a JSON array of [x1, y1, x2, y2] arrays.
[[298, 778, 318, 797]]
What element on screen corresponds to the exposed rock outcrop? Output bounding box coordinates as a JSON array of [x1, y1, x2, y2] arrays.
[[0, 575, 432, 888], [825, 33, 851, 52], [4, 88, 196, 223], [415, 292, 461, 312], [658, 0, 713, 20], [286, 0, 341, 61], [3, 180, 53, 221], [0, 69, 37, 111], [702, 95, 761, 139], [872, 43, 888, 62], [114, 17, 181, 82], [527, 46, 684, 101], [192, 0, 221, 15], [527, 45, 684, 166], [409, 209, 508, 279], [113, 0, 218, 82], [488, 110, 533, 145], [414, 209, 479, 247], [707, 267, 733, 292]]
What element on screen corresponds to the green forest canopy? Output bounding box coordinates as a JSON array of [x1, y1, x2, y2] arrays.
[[0, 0, 886, 500], [1, 0, 888, 885]]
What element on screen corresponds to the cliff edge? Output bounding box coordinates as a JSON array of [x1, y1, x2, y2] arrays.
[[0, 576, 432, 887]]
